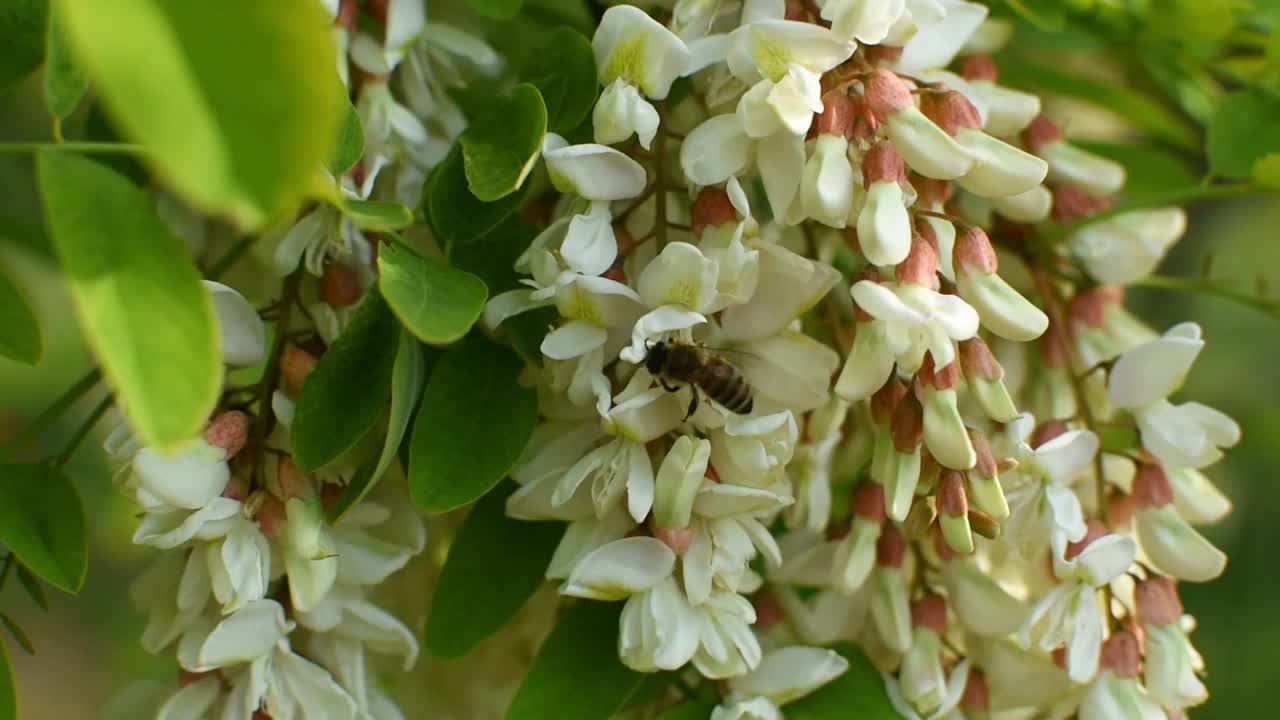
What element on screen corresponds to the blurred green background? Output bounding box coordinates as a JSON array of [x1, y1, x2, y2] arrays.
[[3, 41, 1280, 720]]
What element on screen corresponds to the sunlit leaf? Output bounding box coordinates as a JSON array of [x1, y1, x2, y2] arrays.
[[426, 482, 563, 658], [43, 10, 87, 121], [408, 338, 536, 513], [341, 198, 413, 231], [55, 0, 342, 227], [506, 602, 646, 720], [0, 464, 87, 593], [38, 151, 219, 449], [0, 266, 41, 365], [377, 241, 487, 345], [291, 291, 399, 470], [326, 95, 364, 176]]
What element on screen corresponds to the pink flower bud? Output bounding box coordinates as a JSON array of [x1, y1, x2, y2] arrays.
[[222, 473, 251, 502], [969, 509, 1001, 539], [920, 91, 983, 136], [1107, 489, 1135, 528], [918, 354, 961, 391], [1099, 629, 1142, 678], [815, 91, 856, 137], [853, 482, 888, 524], [281, 346, 318, 396], [961, 669, 990, 711], [1135, 575, 1183, 626], [692, 188, 738, 238], [864, 45, 904, 67], [204, 411, 249, 459], [651, 523, 694, 555], [970, 430, 997, 479], [960, 55, 999, 83], [871, 378, 908, 425], [320, 263, 362, 308], [337, 0, 358, 30], [1051, 183, 1112, 223], [862, 140, 908, 188], [912, 175, 953, 206], [953, 226, 999, 275], [277, 456, 315, 500], [959, 338, 1004, 383], [1065, 519, 1109, 560], [877, 524, 906, 567], [1134, 466, 1174, 509], [891, 393, 924, 452], [753, 588, 786, 629], [1038, 320, 1071, 369], [864, 70, 914, 122], [1071, 285, 1124, 329], [912, 593, 948, 634], [896, 233, 940, 286], [255, 496, 287, 540], [938, 470, 968, 517], [1022, 114, 1063, 153]]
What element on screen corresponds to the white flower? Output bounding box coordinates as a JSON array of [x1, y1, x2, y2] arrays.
[[1073, 208, 1187, 286], [205, 281, 267, 367], [543, 133, 648, 202], [129, 440, 230, 512], [893, 1, 989, 74], [348, 0, 425, 72], [281, 498, 340, 613], [821, 0, 907, 43], [205, 516, 271, 613], [709, 412, 798, 488], [1001, 415, 1098, 557], [591, 6, 690, 148], [720, 241, 840, 342], [1108, 322, 1240, 469], [295, 584, 419, 670], [848, 279, 980, 375], [713, 646, 849, 719]]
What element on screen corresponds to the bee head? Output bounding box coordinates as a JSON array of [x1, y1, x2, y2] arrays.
[[644, 340, 667, 376]]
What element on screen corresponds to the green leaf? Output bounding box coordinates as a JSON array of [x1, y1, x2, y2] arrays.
[[998, 59, 1199, 151], [341, 198, 414, 231], [426, 145, 528, 249], [55, 0, 342, 227], [506, 602, 645, 720], [523, 0, 593, 32], [43, 10, 87, 120], [0, 636, 13, 720], [377, 241, 487, 345], [15, 566, 48, 611], [408, 338, 536, 512], [449, 217, 537, 293], [520, 27, 597, 134], [38, 151, 219, 449], [459, 84, 547, 201], [786, 644, 902, 720], [0, 615, 32, 656], [469, 0, 523, 20], [1254, 153, 1280, 190], [326, 331, 429, 522], [326, 95, 364, 176], [291, 291, 399, 470], [1073, 141, 1197, 205], [1208, 90, 1280, 179], [0, 0, 46, 90], [426, 482, 563, 658], [0, 267, 41, 365], [0, 464, 87, 593], [656, 700, 719, 720]]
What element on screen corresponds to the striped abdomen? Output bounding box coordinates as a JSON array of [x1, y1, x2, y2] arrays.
[[692, 357, 754, 414]]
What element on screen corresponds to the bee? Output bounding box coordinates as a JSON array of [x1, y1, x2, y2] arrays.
[[644, 340, 754, 417]]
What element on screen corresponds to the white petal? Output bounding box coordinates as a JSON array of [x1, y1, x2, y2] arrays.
[[594, 5, 690, 99], [619, 305, 707, 365], [894, 0, 989, 74], [543, 134, 647, 201], [637, 241, 720, 312], [1035, 429, 1099, 481], [756, 131, 807, 223], [197, 600, 292, 668], [205, 281, 267, 367], [1073, 533, 1137, 586], [682, 114, 752, 186], [561, 537, 676, 600], [857, 181, 912, 266], [729, 646, 849, 704], [1136, 506, 1227, 582], [561, 202, 618, 276], [885, 107, 976, 180], [541, 320, 608, 361], [720, 242, 840, 341]]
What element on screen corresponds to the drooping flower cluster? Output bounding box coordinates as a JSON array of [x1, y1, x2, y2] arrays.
[[483, 0, 1235, 716]]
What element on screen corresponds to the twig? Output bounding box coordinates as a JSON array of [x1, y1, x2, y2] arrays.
[[52, 395, 114, 470]]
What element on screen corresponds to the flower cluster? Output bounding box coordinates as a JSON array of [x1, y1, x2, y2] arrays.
[[484, 0, 1236, 717]]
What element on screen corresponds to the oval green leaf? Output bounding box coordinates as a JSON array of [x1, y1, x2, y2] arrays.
[[786, 644, 902, 720], [507, 601, 645, 720], [0, 267, 41, 365], [521, 27, 597, 134], [38, 151, 219, 449], [469, 0, 523, 20], [326, 330, 429, 521], [290, 291, 399, 470], [426, 482, 563, 658], [326, 95, 364, 176], [377, 240, 487, 345], [55, 0, 342, 227], [0, 0, 46, 90], [459, 83, 547, 201], [426, 145, 528, 249], [1208, 90, 1280, 180], [408, 338, 536, 512], [0, 464, 87, 594], [341, 198, 414, 231], [44, 10, 87, 121]]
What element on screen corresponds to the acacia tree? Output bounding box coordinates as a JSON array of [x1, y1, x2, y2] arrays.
[[1, 0, 1278, 718]]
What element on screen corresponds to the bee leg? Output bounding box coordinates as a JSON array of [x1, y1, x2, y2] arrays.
[[684, 390, 699, 421], [659, 378, 680, 393]]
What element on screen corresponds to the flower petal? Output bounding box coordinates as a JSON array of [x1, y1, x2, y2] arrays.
[[561, 537, 676, 600]]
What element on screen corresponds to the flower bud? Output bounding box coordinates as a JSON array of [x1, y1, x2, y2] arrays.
[[960, 669, 990, 713], [1052, 183, 1112, 223], [968, 510, 1001, 540], [1135, 576, 1183, 627], [959, 338, 1018, 423], [1135, 467, 1227, 583], [912, 593, 948, 635], [887, 394, 924, 521], [281, 345, 318, 396], [833, 491, 884, 593], [276, 455, 316, 500], [919, 378, 976, 471], [815, 91, 856, 136], [1024, 115, 1125, 196], [873, 529, 912, 652], [953, 227, 1049, 342], [691, 187, 739, 239], [921, 92, 1046, 198], [967, 430, 1010, 520], [938, 470, 974, 554], [319, 262, 362, 307], [802, 133, 856, 228], [653, 435, 711, 530], [990, 185, 1052, 223], [204, 411, 250, 460], [650, 523, 694, 555], [857, 142, 912, 266], [1098, 629, 1141, 679], [865, 71, 977, 180], [900, 593, 951, 715]]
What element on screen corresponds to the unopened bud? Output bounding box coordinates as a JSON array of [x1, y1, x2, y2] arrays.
[[815, 91, 855, 136], [864, 45, 904, 66], [970, 431, 997, 479], [277, 456, 315, 500], [872, 379, 909, 425], [896, 233, 940, 286], [891, 393, 924, 452], [337, 0, 359, 30], [959, 338, 1003, 383], [864, 69, 914, 122], [1107, 489, 1135, 528], [221, 473, 251, 502], [1135, 576, 1183, 626], [853, 482, 888, 524], [1070, 285, 1124, 329], [691, 188, 738, 238], [918, 354, 961, 391], [1065, 519, 1108, 560], [1031, 420, 1068, 449], [1052, 183, 1112, 223], [254, 495, 287, 539], [969, 510, 1001, 539], [920, 91, 983, 136], [912, 175, 952, 207], [651, 523, 694, 555], [753, 588, 785, 629], [1133, 466, 1174, 509], [961, 669, 990, 711], [953, 226, 999, 275], [1099, 629, 1141, 678], [281, 346, 318, 395], [960, 55, 998, 83], [911, 593, 948, 635], [1038, 320, 1071, 369], [320, 263, 362, 307], [939, 470, 974, 553], [877, 524, 906, 567], [204, 411, 250, 459], [1021, 114, 1063, 153], [862, 140, 908, 188]]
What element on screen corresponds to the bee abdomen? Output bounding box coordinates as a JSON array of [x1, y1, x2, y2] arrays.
[[698, 362, 754, 414]]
